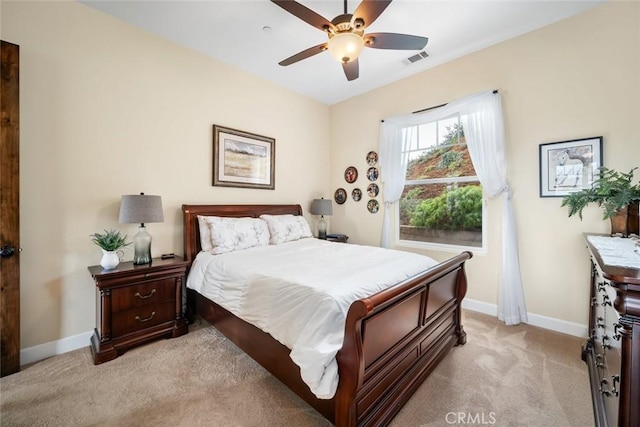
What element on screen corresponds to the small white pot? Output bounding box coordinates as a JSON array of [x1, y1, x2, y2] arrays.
[[100, 249, 122, 269]]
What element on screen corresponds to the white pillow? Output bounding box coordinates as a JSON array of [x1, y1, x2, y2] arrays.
[[259, 214, 313, 245], [197, 215, 214, 252], [203, 216, 270, 255]]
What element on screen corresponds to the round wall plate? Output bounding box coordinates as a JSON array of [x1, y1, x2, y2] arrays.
[[367, 183, 379, 197], [344, 166, 358, 183], [366, 151, 378, 166]]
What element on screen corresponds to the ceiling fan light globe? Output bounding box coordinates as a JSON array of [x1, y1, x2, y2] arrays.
[[328, 32, 364, 64]]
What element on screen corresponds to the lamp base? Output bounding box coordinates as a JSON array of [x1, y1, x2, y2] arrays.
[[318, 217, 327, 240], [133, 225, 152, 265]]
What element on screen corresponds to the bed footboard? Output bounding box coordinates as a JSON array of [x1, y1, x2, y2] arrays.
[[335, 251, 472, 427]]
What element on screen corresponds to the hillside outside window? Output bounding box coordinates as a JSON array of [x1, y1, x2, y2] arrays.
[[398, 115, 484, 250]]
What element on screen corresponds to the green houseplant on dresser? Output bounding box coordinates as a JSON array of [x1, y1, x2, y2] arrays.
[[561, 167, 640, 236]]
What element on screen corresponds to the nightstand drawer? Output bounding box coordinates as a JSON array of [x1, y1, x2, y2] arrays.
[[111, 300, 176, 338], [111, 279, 175, 312], [95, 267, 186, 288]]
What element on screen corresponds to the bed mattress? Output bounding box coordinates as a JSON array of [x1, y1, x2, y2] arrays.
[[186, 237, 438, 398]]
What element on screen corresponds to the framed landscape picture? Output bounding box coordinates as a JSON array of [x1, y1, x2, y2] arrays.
[[539, 136, 603, 197], [213, 125, 275, 189]]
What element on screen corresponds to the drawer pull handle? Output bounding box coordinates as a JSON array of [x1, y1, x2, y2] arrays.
[[134, 289, 156, 299], [613, 323, 622, 340], [135, 312, 156, 322]]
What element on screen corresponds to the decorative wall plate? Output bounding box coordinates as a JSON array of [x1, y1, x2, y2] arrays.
[[367, 183, 379, 197], [344, 166, 358, 183], [334, 188, 347, 205], [352, 188, 362, 202], [367, 167, 379, 182], [366, 151, 378, 166], [367, 199, 380, 213]]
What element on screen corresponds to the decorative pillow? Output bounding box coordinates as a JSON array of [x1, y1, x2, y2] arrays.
[[197, 215, 214, 252], [259, 214, 313, 245], [203, 216, 270, 255]]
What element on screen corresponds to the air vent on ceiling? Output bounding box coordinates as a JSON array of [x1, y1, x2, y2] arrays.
[[403, 50, 430, 65]]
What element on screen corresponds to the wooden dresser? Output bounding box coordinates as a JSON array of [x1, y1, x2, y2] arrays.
[[583, 234, 640, 427], [88, 257, 188, 364]]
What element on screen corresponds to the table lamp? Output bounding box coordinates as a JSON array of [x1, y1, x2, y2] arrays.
[[310, 198, 333, 239], [118, 193, 164, 264]]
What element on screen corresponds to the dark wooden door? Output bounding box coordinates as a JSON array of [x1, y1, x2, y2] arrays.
[[1, 40, 20, 377]]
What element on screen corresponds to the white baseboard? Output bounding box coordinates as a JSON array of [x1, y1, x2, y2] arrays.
[[21, 330, 93, 366], [19, 300, 588, 366], [462, 298, 588, 338]]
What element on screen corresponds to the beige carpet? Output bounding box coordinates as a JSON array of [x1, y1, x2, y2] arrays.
[[0, 311, 594, 426]]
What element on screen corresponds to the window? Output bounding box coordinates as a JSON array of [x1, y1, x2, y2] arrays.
[[397, 114, 484, 250]]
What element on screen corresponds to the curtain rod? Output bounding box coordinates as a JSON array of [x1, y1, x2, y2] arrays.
[[412, 89, 499, 114], [381, 89, 499, 122]]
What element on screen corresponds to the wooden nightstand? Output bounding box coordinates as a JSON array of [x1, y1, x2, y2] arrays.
[[88, 257, 188, 364], [326, 234, 349, 243]]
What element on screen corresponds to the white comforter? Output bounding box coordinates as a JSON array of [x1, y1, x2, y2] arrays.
[[186, 238, 438, 399]]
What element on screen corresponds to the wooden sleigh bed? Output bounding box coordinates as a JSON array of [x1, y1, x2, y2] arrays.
[[182, 204, 472, 427]]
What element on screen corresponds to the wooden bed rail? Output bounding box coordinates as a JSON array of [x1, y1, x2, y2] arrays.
[[335, 251, 472, 426]]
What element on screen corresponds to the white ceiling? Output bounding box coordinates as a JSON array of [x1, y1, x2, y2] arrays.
[[81, 0, 604, 105]]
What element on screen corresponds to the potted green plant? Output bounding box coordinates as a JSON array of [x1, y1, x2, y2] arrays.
[[90, 229, 130, 269], [561, 167, 640, 236]]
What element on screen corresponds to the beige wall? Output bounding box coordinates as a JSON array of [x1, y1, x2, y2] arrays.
[[330, 2, 640, 327], [3, 1, 638, 351], [1, 1, 330, 348]]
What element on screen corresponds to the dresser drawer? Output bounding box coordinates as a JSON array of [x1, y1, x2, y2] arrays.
[[111, 300, 176, 338], [111, 279, 175, 312]]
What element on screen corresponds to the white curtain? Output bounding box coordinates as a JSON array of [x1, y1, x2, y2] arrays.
[[378, 90, 527, 325], [378, 122, 411, 248]]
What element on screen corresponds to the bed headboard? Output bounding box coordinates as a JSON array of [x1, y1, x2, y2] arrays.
[[181, 204, 304, 265]]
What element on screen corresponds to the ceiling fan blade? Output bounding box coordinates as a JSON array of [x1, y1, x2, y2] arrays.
[[364, 32, 428, 50], [342, 59, 359, 81], [279, 43, 328, 66], [271, 0, 334, 32], [352, 0, 392, 28]]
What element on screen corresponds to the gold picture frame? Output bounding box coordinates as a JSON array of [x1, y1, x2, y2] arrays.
[[213, 125, 275, 190]]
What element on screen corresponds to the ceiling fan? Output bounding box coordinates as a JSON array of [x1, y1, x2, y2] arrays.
[[271, 0, 428, 81]]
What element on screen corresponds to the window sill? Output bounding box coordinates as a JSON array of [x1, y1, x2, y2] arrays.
[[394, 239, 487, 256]]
